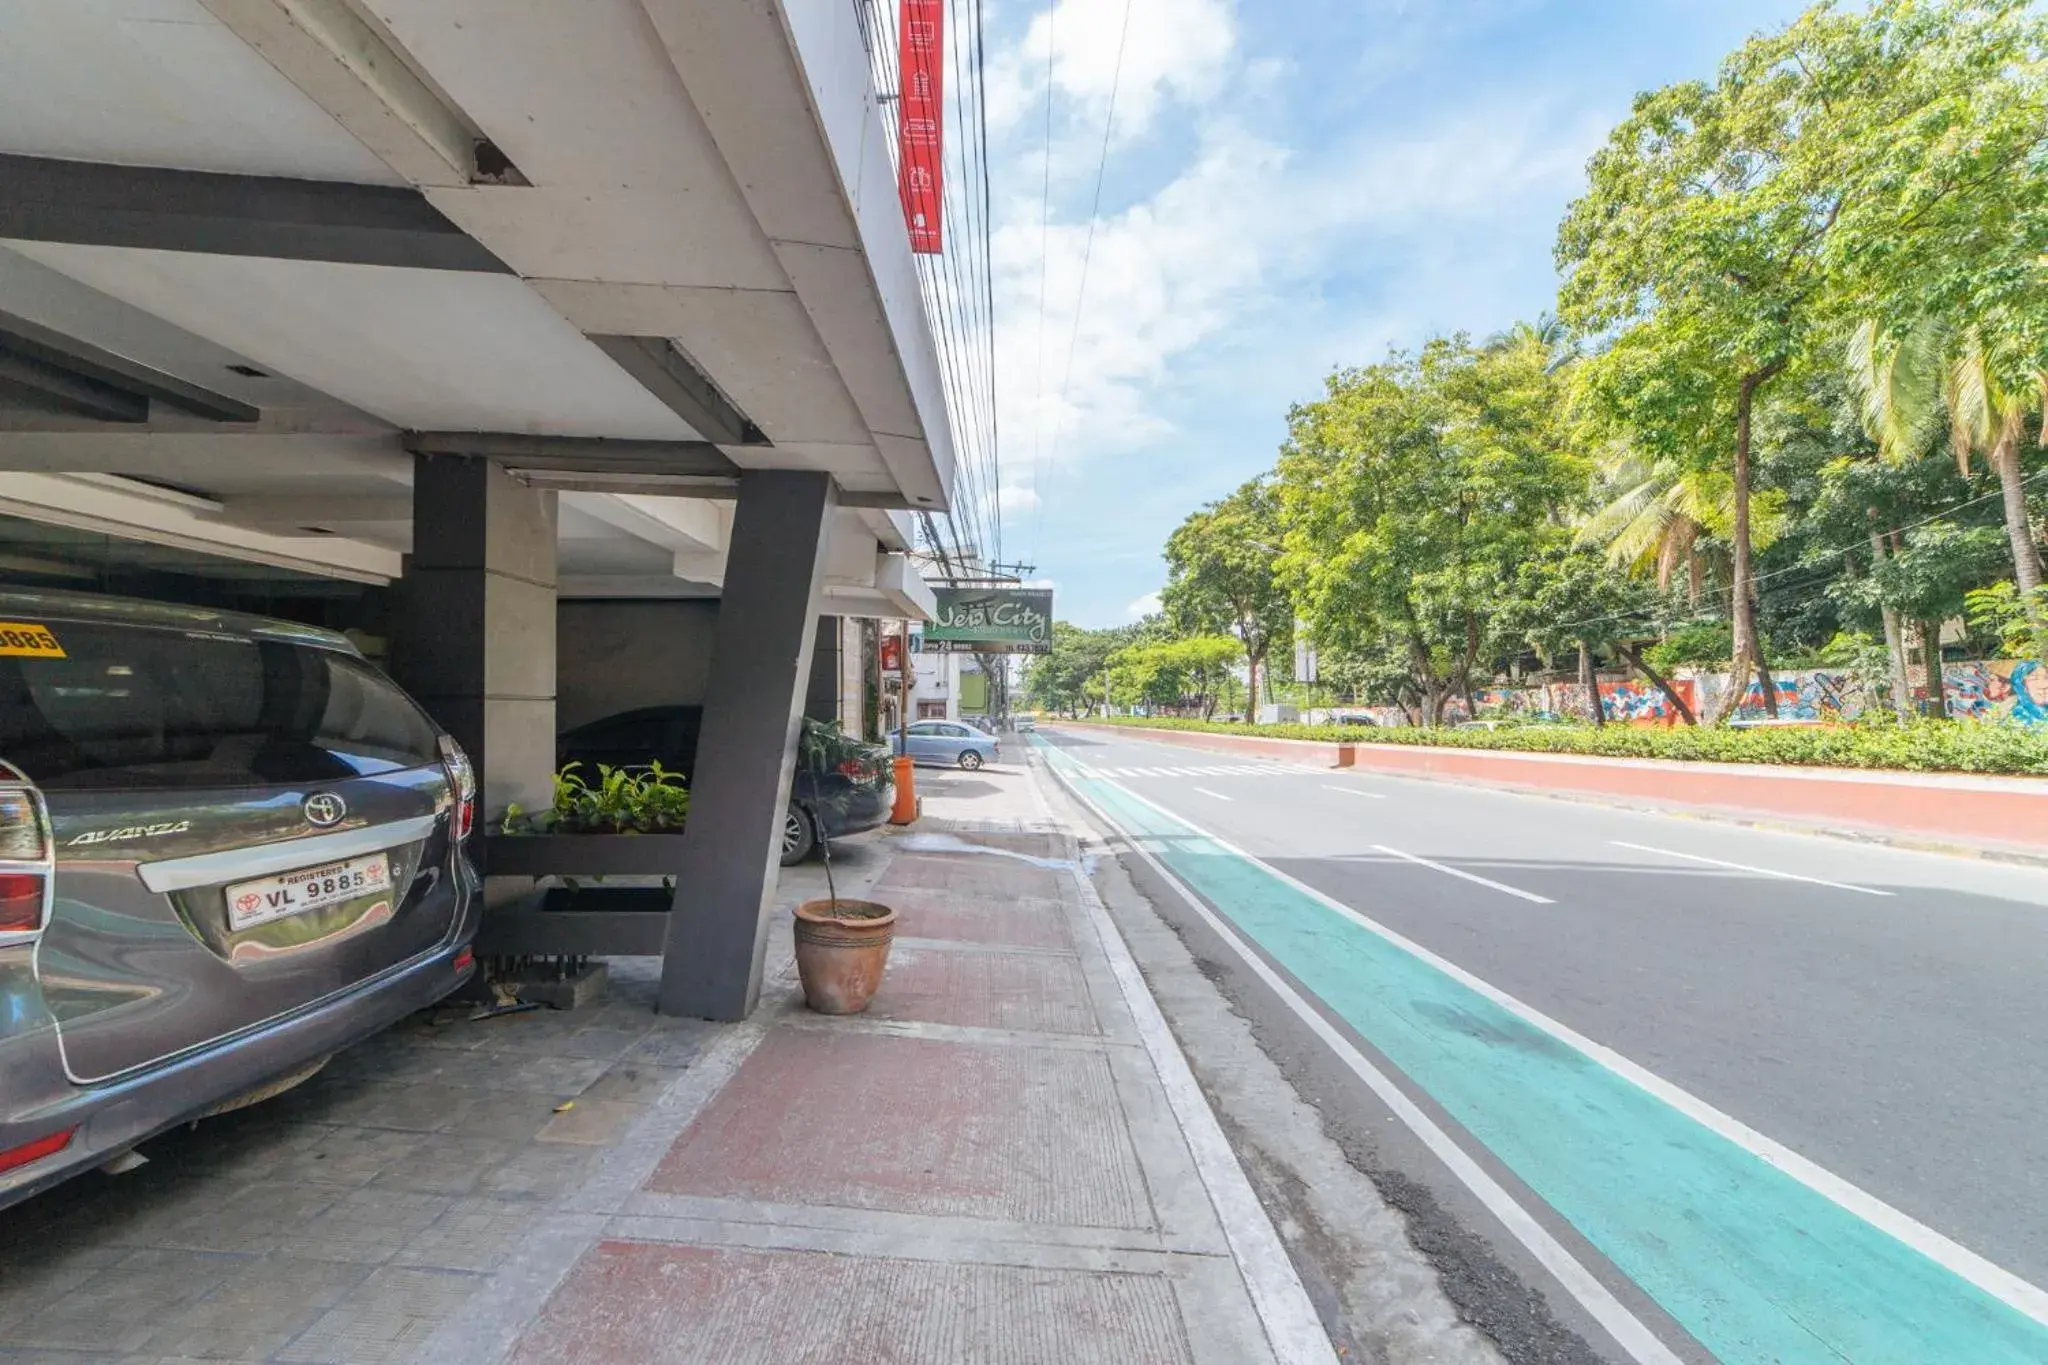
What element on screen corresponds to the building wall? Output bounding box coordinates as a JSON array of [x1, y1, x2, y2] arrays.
[[909, 647, 958, 721], [555, 599, 720, 732], [838, 618, 867, 736]]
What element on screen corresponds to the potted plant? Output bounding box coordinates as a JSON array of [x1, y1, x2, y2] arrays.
[[790, 736, 896, 1014], [792, 896, 896, 1014]]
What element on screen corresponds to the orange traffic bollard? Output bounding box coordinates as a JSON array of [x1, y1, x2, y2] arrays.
[[889, 754, 917, 825]]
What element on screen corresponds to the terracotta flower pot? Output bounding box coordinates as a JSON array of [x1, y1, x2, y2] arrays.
[[792, 899, 897, 1014]]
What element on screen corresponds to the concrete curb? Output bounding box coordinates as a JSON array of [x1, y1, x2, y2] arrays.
[[1058, 722, 2048, 863]]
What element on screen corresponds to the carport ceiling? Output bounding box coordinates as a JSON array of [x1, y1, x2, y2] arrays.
[[3, 243, 700, 442], [0, 0, 955, 509]]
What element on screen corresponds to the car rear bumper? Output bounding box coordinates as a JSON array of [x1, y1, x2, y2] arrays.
[[0, 938, 476, 1210], [818, 783, 892, 839]]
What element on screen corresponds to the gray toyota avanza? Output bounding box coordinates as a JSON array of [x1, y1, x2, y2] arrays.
[[0, 589, 479, 1208]]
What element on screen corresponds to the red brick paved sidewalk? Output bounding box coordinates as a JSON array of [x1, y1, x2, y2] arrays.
[[428, 797, 1330, 1363]]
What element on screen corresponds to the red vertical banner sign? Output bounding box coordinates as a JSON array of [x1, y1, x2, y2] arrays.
[[896, 0, 944, 253]]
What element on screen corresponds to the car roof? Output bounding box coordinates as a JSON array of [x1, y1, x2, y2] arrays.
[[0, 587, 358, 654]]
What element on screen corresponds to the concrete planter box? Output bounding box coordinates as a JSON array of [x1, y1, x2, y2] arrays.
[[475, 885, 672, 957], [481, 832, 690, 879]]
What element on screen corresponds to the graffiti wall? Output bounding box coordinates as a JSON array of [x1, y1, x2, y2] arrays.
[[1335, 659, 2046, 728], [1938, 659, 2048, 723]]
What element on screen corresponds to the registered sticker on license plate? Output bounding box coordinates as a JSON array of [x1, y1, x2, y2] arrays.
[[226, 853, 392, 931]]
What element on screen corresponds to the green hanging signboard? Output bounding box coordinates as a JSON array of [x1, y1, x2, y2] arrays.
[[921, 587, 1054, 654]]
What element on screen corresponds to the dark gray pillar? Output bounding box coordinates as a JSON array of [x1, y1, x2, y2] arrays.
[[658, 471, 835, 1019], [396, 457, 558, 818], [805, 615, 840, 723]]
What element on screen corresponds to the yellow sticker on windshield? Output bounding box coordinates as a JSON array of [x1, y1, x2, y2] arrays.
[[0, 623, 65, 658]]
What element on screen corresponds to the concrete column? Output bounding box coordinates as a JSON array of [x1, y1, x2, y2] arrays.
[[397, 457, 558, 817], [804, 615, 840, 723], [659, 471, 836, 1020]]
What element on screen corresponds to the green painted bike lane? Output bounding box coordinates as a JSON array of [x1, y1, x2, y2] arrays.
[[1037, 740, 2048, 1364]]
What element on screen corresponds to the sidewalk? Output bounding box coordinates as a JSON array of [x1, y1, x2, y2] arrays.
[[0, 761, 1332, 1364]]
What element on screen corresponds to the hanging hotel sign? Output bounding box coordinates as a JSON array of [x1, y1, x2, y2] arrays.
[[922, 588, 1053, 654], [896, 0, 944, 254]]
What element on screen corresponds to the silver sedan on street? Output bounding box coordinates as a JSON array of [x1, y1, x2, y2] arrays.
[[892, 720, 1001, 770]]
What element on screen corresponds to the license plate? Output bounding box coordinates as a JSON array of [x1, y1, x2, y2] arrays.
[[226, 854, 392, 931]]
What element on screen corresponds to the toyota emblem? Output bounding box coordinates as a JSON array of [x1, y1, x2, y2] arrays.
[[303, 793, 348, 827]]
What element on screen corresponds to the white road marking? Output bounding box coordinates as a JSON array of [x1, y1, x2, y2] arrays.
[[1373, 844, 1555, 904], [1076, 772, 2048, 1334], [1193, 787, 1232, 802], [1611, 841, 1892, 897], [1323, 785, 1386, 799], [1050, 770, 1680, 1365]]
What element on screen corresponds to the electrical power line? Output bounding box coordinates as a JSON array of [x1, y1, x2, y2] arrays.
[[1032, 0, 1134, 563], [1533, 467, 2048, 643], [1026, 0, 1056, 566]]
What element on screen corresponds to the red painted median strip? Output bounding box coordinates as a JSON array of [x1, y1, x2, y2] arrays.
[[1057, 723, 2048, 854]]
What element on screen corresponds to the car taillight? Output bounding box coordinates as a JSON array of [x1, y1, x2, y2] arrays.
[[0, 1127, 74, 1175], [438, 736, 477, 844], [0, 874, 44, 934], [836, 759, 872, 779], [0, 787, 51, 938]]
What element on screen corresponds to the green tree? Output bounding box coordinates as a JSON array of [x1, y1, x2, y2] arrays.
[[1276, 333, 1585, 725], [1849, 318, 2047, 648], [1502, 547, 1696, 725], [1106, 635, 1242, 717], [1162, 481, 1292, 712], [1022, 622, 1124, 714], [1827, 0, 2048, 642], [1558, 6, 1883, 721]]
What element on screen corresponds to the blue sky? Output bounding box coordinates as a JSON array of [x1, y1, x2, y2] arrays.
[[972, 0, 1813, 627]]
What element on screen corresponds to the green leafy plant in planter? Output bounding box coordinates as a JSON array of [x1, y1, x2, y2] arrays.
[[499, 761, 690, 835]]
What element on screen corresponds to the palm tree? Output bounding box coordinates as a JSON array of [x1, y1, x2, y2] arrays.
[[1576, 446, 1784, 605], [1848, 319, 2046, 652]]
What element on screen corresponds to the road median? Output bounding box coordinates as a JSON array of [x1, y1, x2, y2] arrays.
[[1051, 720, 2048, 859]]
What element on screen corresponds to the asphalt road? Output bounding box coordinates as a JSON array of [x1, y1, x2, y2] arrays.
[[1032, 726, 2048, 1365]]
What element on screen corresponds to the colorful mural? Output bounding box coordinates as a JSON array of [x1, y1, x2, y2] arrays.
[[1941, 659, 2048, 723], [1355, 659, 2047, 728], [1724, 672, 1864, 723], [1601, 677, 1697, 725]]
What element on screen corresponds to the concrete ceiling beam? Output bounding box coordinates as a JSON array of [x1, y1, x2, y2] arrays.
[[195, 0, 491, 188], [0, 155, 507, 274]]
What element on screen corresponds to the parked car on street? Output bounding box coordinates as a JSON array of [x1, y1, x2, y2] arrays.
[[557, 706, 893, 864], [0, 589, 480, 1210], [892, 720, 1000, 770]]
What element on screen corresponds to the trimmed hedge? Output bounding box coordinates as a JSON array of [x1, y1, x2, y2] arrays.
[[1065, 715, 2048, 776]]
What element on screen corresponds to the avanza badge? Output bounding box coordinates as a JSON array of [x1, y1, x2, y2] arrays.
[[0, 623, 64, 658]]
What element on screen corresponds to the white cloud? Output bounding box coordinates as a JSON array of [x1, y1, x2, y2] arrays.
[[1126, 590, 1163, 617], [987, 0, 1239, 141], [993, 106, 1600, 492], [999, 483, 1041, 511]]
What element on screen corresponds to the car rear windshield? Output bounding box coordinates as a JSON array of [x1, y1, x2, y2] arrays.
[[0, 621, 441, 790]]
